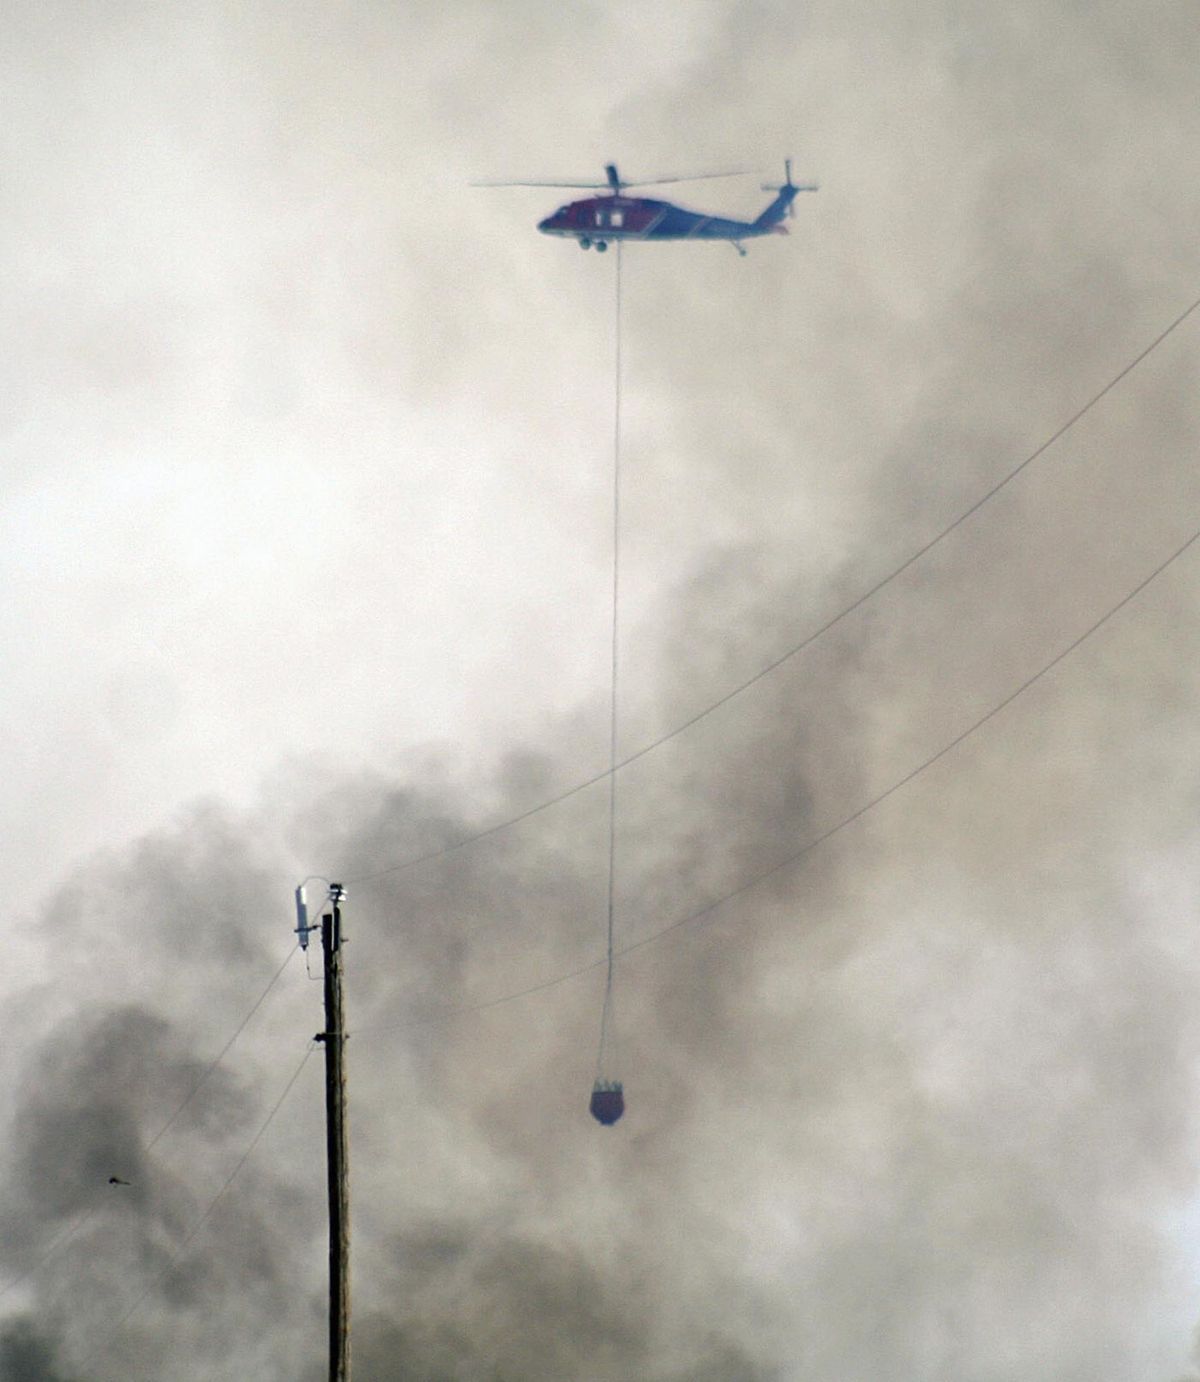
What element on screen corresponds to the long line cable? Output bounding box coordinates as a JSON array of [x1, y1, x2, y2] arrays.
[[597, 243, 622, 1076], [342, 288, 1200, 889], [353, 514, 1200, 1038]]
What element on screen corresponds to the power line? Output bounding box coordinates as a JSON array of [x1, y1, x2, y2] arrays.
[[616, 519, 1200, 960], [0, 942, 301, 1307], [0, 1206, 99, 1308], [44, 432, 1198, 1361], [29, 487, 1192, 1358], [77, 1046, 317, 1373], [353, 514, 1200, 1038], [342, 288, 1200, 890], [146, 942, 299, 1152]]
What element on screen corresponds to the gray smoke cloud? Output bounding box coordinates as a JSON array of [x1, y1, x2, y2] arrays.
[[4, 0, 1200, 1378]]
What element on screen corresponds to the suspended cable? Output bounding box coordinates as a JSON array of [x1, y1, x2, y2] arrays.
[[146, 942, 299, 1152], [0, 941, 301, 1307], [79, 1046, 317, 1370], [616, 518, 1200, 962], [0, 1207, 99, 1307], [341, 287, 1200, 890], [594, 243, 623, 1120], [41, 907, 330, 1368], [353, 513, 1200, 1038], [33, 275, 1195, 1361], [35, 425, 1195, 1358]]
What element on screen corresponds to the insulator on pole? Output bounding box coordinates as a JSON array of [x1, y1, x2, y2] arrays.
[[295, 885, 312, 950]]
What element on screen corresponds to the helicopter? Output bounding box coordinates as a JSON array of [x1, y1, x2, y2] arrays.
[[475, 161, 817, 257]]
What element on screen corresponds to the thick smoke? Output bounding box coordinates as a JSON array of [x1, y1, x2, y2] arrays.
[[8, 544, 1200, 1380], [4, 1, 1200, 1379], [0, 871, 314, 1379]]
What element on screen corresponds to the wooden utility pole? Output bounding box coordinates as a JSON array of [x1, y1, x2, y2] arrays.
[[320, 887, 351, 1382]]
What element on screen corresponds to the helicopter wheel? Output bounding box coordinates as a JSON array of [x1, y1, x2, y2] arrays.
[[595, 240, 608, 253], [579, 237, 591, 250]]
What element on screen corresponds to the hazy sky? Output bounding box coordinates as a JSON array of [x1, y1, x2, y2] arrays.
[[5, 2, 1200, 1378]]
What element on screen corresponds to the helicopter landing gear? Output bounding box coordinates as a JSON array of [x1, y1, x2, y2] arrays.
[[595, 240, 608, 253], [579, 237, 591, 250]]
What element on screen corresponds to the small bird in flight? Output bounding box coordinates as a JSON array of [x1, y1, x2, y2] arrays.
[[108, 1176, 131, 1186]]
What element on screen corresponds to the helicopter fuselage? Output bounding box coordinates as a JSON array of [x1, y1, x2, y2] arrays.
[[537, 194, 789, 251]]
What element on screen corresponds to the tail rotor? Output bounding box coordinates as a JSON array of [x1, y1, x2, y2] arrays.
[[761, 158, 817, 217]]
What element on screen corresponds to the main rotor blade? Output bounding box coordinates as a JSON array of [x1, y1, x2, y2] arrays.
[[470, 178, 611, 189], [472, 167, 762, 192], [620, 168, 756, 188]]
